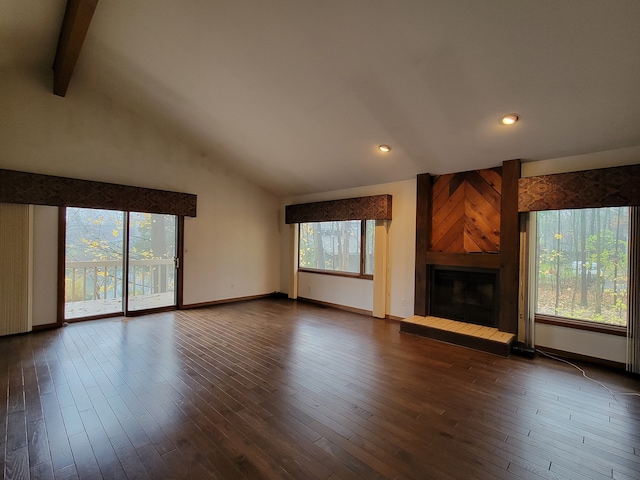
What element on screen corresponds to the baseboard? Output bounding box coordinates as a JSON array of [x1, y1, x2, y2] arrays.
[[385, 314, 404, 322], [181, 292, 277, 310], [536, 346, 626, 371], [32, 322, 62, 331]]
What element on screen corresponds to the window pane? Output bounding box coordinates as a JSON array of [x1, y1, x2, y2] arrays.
[[128, 212, 177, 311], [535, 207, 629, 326], [299, 221, 361, 274], [364, 220, 375, 275], [65, 207, 124, 319]]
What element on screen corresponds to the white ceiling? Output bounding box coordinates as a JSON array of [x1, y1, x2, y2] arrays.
[[3, 0, 640, 196]]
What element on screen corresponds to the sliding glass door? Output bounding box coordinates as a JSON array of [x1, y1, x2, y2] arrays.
[[64, 207, 178, 320], [65, 208, 125, 319], [127, 212, 177, 312]]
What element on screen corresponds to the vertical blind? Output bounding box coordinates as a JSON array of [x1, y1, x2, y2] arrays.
[[0, 203, 31, 335]]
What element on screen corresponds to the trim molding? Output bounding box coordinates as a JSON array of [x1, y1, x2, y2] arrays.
[[125, 306, 177, 317], [535, 314, 627, 337], [299, 268, 373, 280], [66, 312, 123, 323], [32, 323, 60, 332]]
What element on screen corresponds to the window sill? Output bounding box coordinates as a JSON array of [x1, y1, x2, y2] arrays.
[[298, 268, 373, 280], [535, 314, 627, 337]]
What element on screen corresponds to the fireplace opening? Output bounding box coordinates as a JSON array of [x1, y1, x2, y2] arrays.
[[430, 266, 499, 328]]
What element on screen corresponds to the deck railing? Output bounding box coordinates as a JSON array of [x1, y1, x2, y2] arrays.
[[65, 259, 175, 302]]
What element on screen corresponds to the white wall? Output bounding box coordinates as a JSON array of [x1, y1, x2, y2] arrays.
[[298, 271, 373, 312], [522, 146, 640, 364], [521, 146, 640, 177], [32, 206, 58, 326], [0, 67, 280, 324], [280, 179, 416, 319], [535, 324, 626, 364]]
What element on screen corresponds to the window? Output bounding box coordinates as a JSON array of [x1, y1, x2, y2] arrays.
[[535, 207, 629, 327], [299, 220, 375, 277]]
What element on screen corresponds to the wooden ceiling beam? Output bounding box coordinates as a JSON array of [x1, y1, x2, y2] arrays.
[[53, 0, 99, 97]]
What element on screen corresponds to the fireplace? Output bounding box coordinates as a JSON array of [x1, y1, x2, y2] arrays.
[[430, 266, 499, 328]]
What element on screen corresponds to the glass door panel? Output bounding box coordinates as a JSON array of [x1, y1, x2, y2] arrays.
[[65, 208, 125, 319], [127, 212, 177, 312]]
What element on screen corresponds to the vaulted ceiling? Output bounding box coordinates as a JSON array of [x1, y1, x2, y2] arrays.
[[3, 0, 640, 196]]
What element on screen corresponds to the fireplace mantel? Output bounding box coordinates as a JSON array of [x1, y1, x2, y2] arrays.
[[425, 252, 501, 269]]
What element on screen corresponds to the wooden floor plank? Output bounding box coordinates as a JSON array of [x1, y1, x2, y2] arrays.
[[1, 298, 640, 479]]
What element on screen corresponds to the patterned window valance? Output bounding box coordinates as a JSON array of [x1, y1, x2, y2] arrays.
[[0, 169, 197, 217], [285, 194, 392, 224], [518, 164, 640, 212]]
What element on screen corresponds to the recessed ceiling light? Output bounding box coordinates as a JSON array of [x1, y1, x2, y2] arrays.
[[501, 114, 520, 125], [378, 144, 392, 152]]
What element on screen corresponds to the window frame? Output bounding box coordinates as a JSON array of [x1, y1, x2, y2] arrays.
[[534, 314, 627, 336], [533, 206, 631, 335], [298, 219, 374, 280]]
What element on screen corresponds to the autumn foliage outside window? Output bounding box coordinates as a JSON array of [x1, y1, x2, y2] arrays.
[[535, 207, 629, 327], [299, 220, 375, 277]]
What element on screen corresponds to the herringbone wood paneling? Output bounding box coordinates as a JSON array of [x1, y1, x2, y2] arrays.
[[431, 168, 502, 253]]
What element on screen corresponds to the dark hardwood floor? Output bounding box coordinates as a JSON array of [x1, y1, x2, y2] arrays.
[[1, 298, 640, 479]]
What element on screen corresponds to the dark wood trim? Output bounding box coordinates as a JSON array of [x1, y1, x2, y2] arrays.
[[0, 168, 197, 217], [629, 207, 640, 373], [177, 215, 185, 309], [535, 314, 627, 336], [32, 322, 60, 332], [285, 194, 392, 224], [298, 268, 373, 280], [296, 297, 372, 317], [125, 305, 177, 317], [53, 0, 99, 96], [181, 293, 276, 310], [359, 219, 366, 276], [122, 212, 130, 316], [66, 312, 123, 323], [536, 346, 626, 371], [56, 207, 66, 327], [385, 314, 404, 322], [414, 173, 432, 316], [425, 252, 501, 269], [499, 159, 521, 334]]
